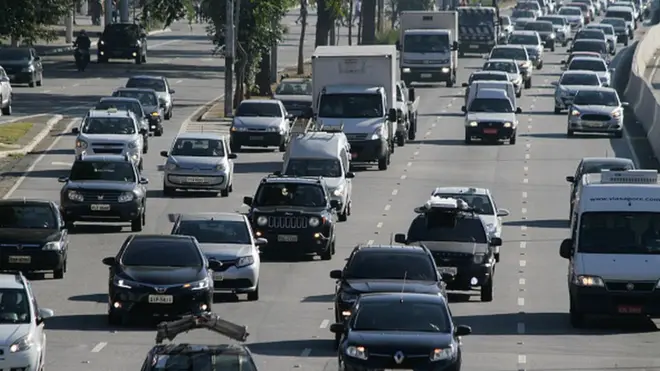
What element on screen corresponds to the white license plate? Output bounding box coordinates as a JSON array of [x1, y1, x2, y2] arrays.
[[421, 73, 432, 78], [8, 256, 31, 264], [278, 234, 298, 242], [249, 136, 264, 140], [185, 177, 206, 183], [90, 204, 110, 211], [585, 121, 605, 127], [439, 267, 458, 275], [470, 45, 480, 49], [148, 295, 174, 304]]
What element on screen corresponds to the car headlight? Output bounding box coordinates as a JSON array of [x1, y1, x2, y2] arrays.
[[128, 140, 139, 149], [9, 335, 33, 353], [520, 61, 531, 68], [340, 291, 358, 303], [468, 121, 478, 127], [165, 162, 178, 171], [231, 125, 248, 132], [43, 241, 63, 251], [473, 253, 486, 264], [184, 277, 211, 290], [332, 187, 344, 197], [267, 127, 278, 132], [369, 126, 384, 140], [612, 109, 622, 117], [67, 190, 84, 202], [486, 223, 498, 236], [113, 277, 134, 289], [99, 40, 105, 45], [430, 344, 456, 361], [76, 140, 88, 149], [346, 345, 368, 360], [549, 33, 556, 38], [118, 192, 135, 203], [573, 275, 604, 287], [503, 122, 512, 128], [236, 255, 255, 268], [571, 109, 581, 116], [309, 217, 320, 227], [151, 111, 160, 117], [257, 216, 268, 226], [21, 66, 34, 73]]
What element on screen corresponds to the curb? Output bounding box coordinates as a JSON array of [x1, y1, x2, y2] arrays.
[[41, 28, 172, 56], [0, 115, 64, 159]]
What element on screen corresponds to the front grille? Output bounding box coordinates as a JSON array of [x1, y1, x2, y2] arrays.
[[93, 148, 123, 154], [0, 243, 42, 249], [267, 216, 308, 229], [214, 279, 253, 289], [477, 122, 505, 128], [78, 190, 123, 202], [431, 251, 473, 264], [581, 114, 611, 121], [345, 133, 368, 141], [605, 281, 656, 292], [214, 260, 237, 272], [91, 142, 124, 154]]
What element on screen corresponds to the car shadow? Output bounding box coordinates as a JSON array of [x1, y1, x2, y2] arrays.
[[45, 314, 154, 331], [504, 219, 569, 228], [301, 294, 335, 303], [69, 293, 107, 303], [248, 339, 335, 357]]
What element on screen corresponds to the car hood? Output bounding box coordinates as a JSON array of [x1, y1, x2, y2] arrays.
[[79, 134, 136, 142], [0, 228, 60, 244], [274, 94, 312, 102], [120, 266, 204, 285], [557, 84, 597, 94], [467, 112, 516, 122], [572, 104, 619, 114], [233, 117, 282, 128], [343, 279, 440, 294], [66, 180, 136, 192], [578, 254, 660, 281], [347, 331, 453, 348], [0, 324, 30, 346], [317, 117, 384, 134], [417, 241, 489, 254], [199, 243, 252, 260], [167, 156, 222, 170]]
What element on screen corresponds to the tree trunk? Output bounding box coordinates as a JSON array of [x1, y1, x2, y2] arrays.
[[315, 0, 331, 46], [297, 7, 308, 74], [348, 0, 353, 45], [256, 52, 271, 96], [234, 48, 248, 107], [361, 0, 376, 44]]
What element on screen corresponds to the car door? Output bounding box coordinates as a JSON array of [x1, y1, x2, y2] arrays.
[[27, 283, 46, 354], [570, 161, 583, 202], [224, 136, 234, 174]]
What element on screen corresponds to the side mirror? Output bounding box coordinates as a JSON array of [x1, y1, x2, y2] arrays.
[[243, 196, 254, 206], [228, 153, 238, 159], [255, 237, 268, 247], [330, 200, 341, 209], [559, 238, 573, 259], [461, 106, 467, 113], [208, 259, 223, 270], [38, 308, 54, 320], [408, 88, 415, 101], [139, 177, 149, 184], [497, 209, 510, 217], [330, 269, 342, 279], [394, 233, 407, 244], [57, 176, 68, 183], [452, 41, 459, 50], [102, 257, 116, 266], [140, 33, 147, 38], [550, 81, 558, 86], [387, 108, 397, 122], [621, 101, 629, 107], [34, 56, 41, 61], [170, 90, 175, 94], [72, 127, 79, 134], [139, 128, 147, 134], [273, 170, 282, 176], [345, 172, 355, 178], [461, 83, 469, 87], [455, 325, 472, 336], [329, 323, 345, 334], [287, 113, 294, 119], [566, 175, 575, 183], [160, 151, 168, 157], [490, 237, 503, 246], [516, 107, 523, 114]]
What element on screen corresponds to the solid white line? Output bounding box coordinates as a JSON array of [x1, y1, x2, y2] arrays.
[[300, 348, 311, 357], [3, 118, 79, 199], [319, 319, 329, 329], [175, 79, 183, 84], [91, 342, 107, 353]]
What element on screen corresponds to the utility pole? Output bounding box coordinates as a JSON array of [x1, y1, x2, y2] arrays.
[[224, 0, 235, 117], [120, 0, 130, 23], [105, 0, 113, 25], [65, 10, 74, 43], [270, 18, 277, 84]]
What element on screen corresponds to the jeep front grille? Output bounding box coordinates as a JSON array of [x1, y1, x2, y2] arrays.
[[268, 216, 308, 229]]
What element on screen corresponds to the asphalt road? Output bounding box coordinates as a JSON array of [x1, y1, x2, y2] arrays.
[[2, 8, 659, 371]]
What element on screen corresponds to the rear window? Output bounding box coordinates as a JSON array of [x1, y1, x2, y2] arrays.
[[606, 10, 632, 20], [96, 101, 142, 117], [572, 41, 606, 53], [345, 251, 437, 280]]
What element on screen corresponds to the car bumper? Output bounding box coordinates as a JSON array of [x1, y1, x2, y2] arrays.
[[252, 227, 331, 254], [212, 265, 258, 293], [230, 131, 285, 147], [348, 138, 387, 163], [568, 117, 622, 133], [98, 47, 141, 59], [8, 71, 36, 84], [571, 284, 660, 316], [0, 250, 66, 272], [110, 287, 212, 317], [75, 147, 141, 163], [0, 348, 41, 371], [466, 125, 515, 140], [61, 200, 142, 222], [341, 354, 459, 370], [459, 42, 496, 53], [164, 171, 230, 190], [401, 66, 452, 82], [434, 261, 493, 290]]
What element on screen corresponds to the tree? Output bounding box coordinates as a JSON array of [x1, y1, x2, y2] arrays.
[[297, 0, 308, 74], [314, 0, 342, 47], [0, 0, 73, 45], [385, 0, 434, 28], [360, 0, 376, 44]]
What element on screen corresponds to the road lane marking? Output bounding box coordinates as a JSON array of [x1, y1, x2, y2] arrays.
[[300, 348, 311, 357], [51, 161, 73, 167], [518, 354, 527, 364], [43, 90, 51, 93], [413, 151, 419, 156], [367, 240, 374, 245], [384, 205, 391, 211], [524, 154, 530, 160], [319, 319, 329, 329], [175, 79, 183, 84], [522, 191, 527, 198], [520, 241, 526, 249], [519, 278, 525, 285], [400, 175, 407, 180], [518, 297, 525, 306], [391, 189, 398, 196], [91, 342, 107, 352], [519, 260, 526, 267], [521, 208, 527, 214], [523, 178, 528, 183], [376, 222, 383, 229], [521, 225, 527, 231], [406, 162, 412, 167]]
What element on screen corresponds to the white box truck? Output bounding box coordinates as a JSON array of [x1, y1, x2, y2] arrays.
[[397, 11, 459, 87], [312, 45, 398, 171]]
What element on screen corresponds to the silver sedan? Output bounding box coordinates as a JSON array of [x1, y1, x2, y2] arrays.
[[567, 87, 628, 138], [161, 133, 237, 197]]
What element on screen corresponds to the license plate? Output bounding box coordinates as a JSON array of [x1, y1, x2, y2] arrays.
[[483, 128, 498, 134], [277, 234, 298, 242], [213, 273, 224, 281], [90, 204, 110, 211], [8, 256, 31, 264], [186, 177, 206, 183], [618, 305, 642, 314], [438, 267, 458, 275], [421, 73, 432, 78], [249, 136, 264, 140], [148, 295, 174, 304], [585, 121, 604, 127], [470, 45, 480, 49]]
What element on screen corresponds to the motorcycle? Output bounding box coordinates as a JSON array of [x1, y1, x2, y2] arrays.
[[74, 47, 90, 72]]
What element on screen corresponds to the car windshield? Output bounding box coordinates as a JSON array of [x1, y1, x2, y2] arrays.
[[490, 48, 527, 60], [581, 161, 633, 175], [96, 101, 143, 117], [352, 301, 450, 332], [254, 183, 325, 207], [81, 117, 135, 134], [468, 97, 513, 112], [114, 90, 158, 106], [568, 59, 606, 71], [470, 73, 508, 83], [588, 26, 614, 35], [577, 31, 605, 40], [578, 212, 660, 254], [517, 2, 541, 10], [540, 17, 566, 25], [0, 204, 55, 229], [407, 214, 489, 243], [275, 81, 312, 95], [174, 220, 250, 244], [103, 24, 140, 41], [69, 161, 136, 182], [318, 93, 383, 118], [235, 102, 281, 117], [150, 353, 256, 371], [512, 9, 536, 17], [284, 159, 342, 177], [606, 10, 632, 20], [508, 34, 538, 45], [602, 18, 626, 27], [433, 193, 494, 215], [483, 61, 517, 73], [501, 17, 511, 25], [122, 239, 202, 267], [573, 90, 619, 106], [170, 138, 225, 157], [559, 7, 582, 15], [403, 33, 450, 53], [0, 49, 30, 61], [572, 42, 606, 53], [0, 289, 30, 324], [560, 73, 600, 85], [126, 78, 166, 92], [345, 252, 436, 280], [525, 22, 553, 31]]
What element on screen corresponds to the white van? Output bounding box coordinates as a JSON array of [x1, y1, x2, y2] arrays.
[[464, 80, 517, 112], [561, 169, 660, 328], [281, 123, 354, 221]]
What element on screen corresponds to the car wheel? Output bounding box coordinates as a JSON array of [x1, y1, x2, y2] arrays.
[[108, 309, 122, 326], [525, 78, 532, 89], [569, 299, 586, 328], [554, 106, 562, 114], [220, 187, 229, 197], [378, 154, 388, 170], [37, 74, 43, 86], [464, 130, 472, 144], [247, 285, 259, 301], [509, 132, 516, 145], [320, 243, 333, 260], [131, 214, 143, 232], [54, 266, 64, 279], [338, 208, 348, 222], [163, 185, 176, 197], [614, 130, 623, 138], [567, 129, 575, 137], [480, 278, 494, 302], [28, 77, 35, 88], [2, 97, 11, 115]]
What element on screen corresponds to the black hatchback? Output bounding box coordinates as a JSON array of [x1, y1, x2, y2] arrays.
[[97, 23, 148, 64]]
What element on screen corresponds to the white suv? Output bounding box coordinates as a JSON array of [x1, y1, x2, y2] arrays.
[[0, 272, 54, 371], [0, 66, 13, 115]]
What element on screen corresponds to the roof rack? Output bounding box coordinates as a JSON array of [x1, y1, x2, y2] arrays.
[[155, 312, 249, 344]]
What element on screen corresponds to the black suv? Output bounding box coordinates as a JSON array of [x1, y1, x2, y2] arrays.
[[0, 199, 69, 279], [329, 244, 448, 348], [97, 23, 148, 64], [58, 153, 148, 232], [242, 175, 338, 260], [394, 197, 502, 302]]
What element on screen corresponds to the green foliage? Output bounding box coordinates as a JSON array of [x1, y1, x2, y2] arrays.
[[375, 28, 398, 45], [0, 0, 73, 43], [397, 0, 435, 11], [140, 0, 192, 28]]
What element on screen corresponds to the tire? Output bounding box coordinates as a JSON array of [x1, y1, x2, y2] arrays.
[[397, 133, 405, 147], [464, 130, 472, 144], [278, 142, 287, 152], [164, 110, 171, 120], [554, 106, 562, 114], [537, 61, 544, 70], [569, 300, 586, 328], [220, 187, 229, 197], [131, 213, 144, 232], [494, 252, 500, 262], [446, 80, 454, 88], [37, 76, 43, 86], [525, 78, 532, 89], [333, 333, 341, 350], [567, 129, 575, 137], [28, 79, 35, 88], [378, 154, 388, 170], [108, 310, 122, 326], [54, 264, 65, 279], [1, 98, 10, 115], [320, 243, 333, 260], [135, 55, 142, 64], [480, 278, 494, 302], [516, 90, 521, 98], [614, 130, 623, 138], [509, 132, 516, 145], [142, 142, 148, 154], [338, 208, 348, 222], [247, 285, 259, 301], [550, 44, 555, 52], [142, 53, 147, 63], [231, 143, 241, 152], [155, 127, 163, 137]]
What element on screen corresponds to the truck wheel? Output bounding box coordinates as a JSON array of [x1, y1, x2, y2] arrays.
[[397, 133, 405, 147]]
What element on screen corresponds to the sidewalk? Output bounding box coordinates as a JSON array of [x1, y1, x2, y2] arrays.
[[0, 115, 63, 159]]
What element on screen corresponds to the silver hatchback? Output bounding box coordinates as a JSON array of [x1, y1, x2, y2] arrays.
[[566, 87, 627, 138]]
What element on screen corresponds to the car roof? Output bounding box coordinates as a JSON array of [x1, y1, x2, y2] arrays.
[[527, 20, 553, 25], [0, 273, 26, 290], [578, 28, 605, 33], [570, 56, 606, 62], [176, 212, 246, 222], [129, 75, 164, 80], [87, 109, 133, 118], [608, 5, 633, 10], [473, 71, 508, 76], [560, 5, 582, 9], [359, 292, 447, 304], [262, 175, 323, 185], [354, 244, 429, 254], [475, 88, 509, 99], [573, 38, 606, 44], [432, 186, 489, 196], [493, 45, 525, 50], [129, 234, 194, 243], [511, 30, 539, 36], [115, 87, 157, 93], [561, 70, 599, 76], [239, 99, 278, 105], [586, 23, 613, 28], [574, 86, 617, 93], [581, 157, 634, 165], [99, 97, 140, 102], [176, 132, 225, 140], [486, 58, 516, 64]]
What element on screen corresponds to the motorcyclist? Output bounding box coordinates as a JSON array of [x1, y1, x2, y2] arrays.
[[74, 30, 92, 50]]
